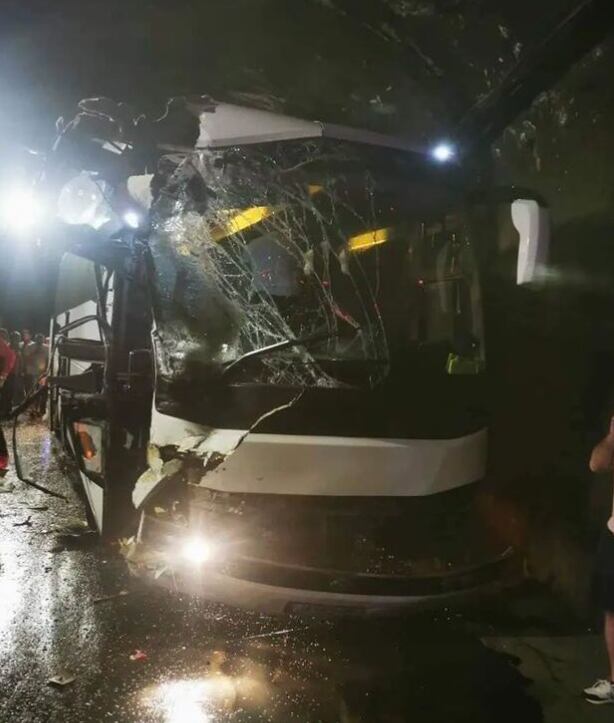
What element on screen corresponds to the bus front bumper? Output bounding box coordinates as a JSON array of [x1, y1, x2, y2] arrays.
[[124, 529, 515, 617]]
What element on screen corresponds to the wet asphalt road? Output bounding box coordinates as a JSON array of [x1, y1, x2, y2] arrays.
[[0, 423, 551, 722]]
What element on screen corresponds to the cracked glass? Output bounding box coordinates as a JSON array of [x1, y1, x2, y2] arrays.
[[147, 139, 484, 394]]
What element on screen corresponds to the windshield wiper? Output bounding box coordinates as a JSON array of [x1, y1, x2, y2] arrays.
[[221, 330, 336, 379]]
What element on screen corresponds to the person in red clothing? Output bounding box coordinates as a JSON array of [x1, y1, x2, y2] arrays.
[[0, 335, 16, 471]]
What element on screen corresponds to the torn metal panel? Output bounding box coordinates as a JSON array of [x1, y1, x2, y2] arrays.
[[132, 395, 302, 510], [148, 406, 216, 447], [120, 535, 171, 581], [132, 450, 186, 510], [194, 102, 422, 153], [196, 102, 322, 148], [177, 430, 246, 456]]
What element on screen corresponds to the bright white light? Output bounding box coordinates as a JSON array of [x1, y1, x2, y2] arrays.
[[141, 672, 269, 720], [431, 142, 456, 163], [0, 188, 42, 233], [123, 210, 141, 228], [146, 679, 213, 723], [181, 537, 213, 565]]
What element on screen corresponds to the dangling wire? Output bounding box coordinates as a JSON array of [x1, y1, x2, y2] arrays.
[[4, 312, 112, 500], [1, 336, 70, 501], [10, 387, 68, 501]]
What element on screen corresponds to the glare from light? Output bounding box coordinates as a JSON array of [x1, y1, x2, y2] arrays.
[[181, 537, 213, 565], [0, 188, 42, 233], [431, 142, 456, 163], [123, 210, 141, 228], [146, 679, 212, 723], [141, 669, 270, 720]]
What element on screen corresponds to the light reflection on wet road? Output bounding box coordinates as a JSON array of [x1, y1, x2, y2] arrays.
[[0, 424, 547, 722]]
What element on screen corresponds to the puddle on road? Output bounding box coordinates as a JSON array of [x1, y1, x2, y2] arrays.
[[115, 611, 544, 723]]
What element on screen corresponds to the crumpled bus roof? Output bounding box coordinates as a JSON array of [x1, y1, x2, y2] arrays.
[[194, 101, 423, 154]]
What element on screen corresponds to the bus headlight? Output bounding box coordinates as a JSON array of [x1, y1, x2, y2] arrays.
[[1, 187, 43, 234], [181, 536, 215, 566]]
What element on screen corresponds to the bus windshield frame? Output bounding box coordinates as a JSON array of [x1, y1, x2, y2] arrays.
[[147, 139, 485, 394]]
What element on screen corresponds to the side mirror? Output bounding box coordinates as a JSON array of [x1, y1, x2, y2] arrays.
[[511, 199, 550, 285]]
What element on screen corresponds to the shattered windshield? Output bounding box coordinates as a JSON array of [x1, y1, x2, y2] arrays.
[[148, 139, 484, 391]]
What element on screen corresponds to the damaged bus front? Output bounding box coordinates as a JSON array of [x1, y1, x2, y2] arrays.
[[49, 100, 548, 614]]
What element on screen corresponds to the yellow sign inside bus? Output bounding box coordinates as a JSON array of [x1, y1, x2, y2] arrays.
[[347, 227, 391, 253]]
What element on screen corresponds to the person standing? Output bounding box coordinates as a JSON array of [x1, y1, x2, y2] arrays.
[[33, 334, 49, 416], [0, 330, 24, 415], [584, 419, 614, 704], [22, 333, 33, 395], [0, 330, 14, 418], [9, 331, 24, 405], [22, 332, 41, 396], [23, 334, 49, 416], [0, 335, 16, 472]]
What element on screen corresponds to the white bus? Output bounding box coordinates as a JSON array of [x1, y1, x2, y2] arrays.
[[49, 100, 548, 614]]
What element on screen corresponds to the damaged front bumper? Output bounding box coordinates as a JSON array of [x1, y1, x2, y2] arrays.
[[130, 556, 513, 618], [125, 412, 514, 616], [124, 504, 516, 617]]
